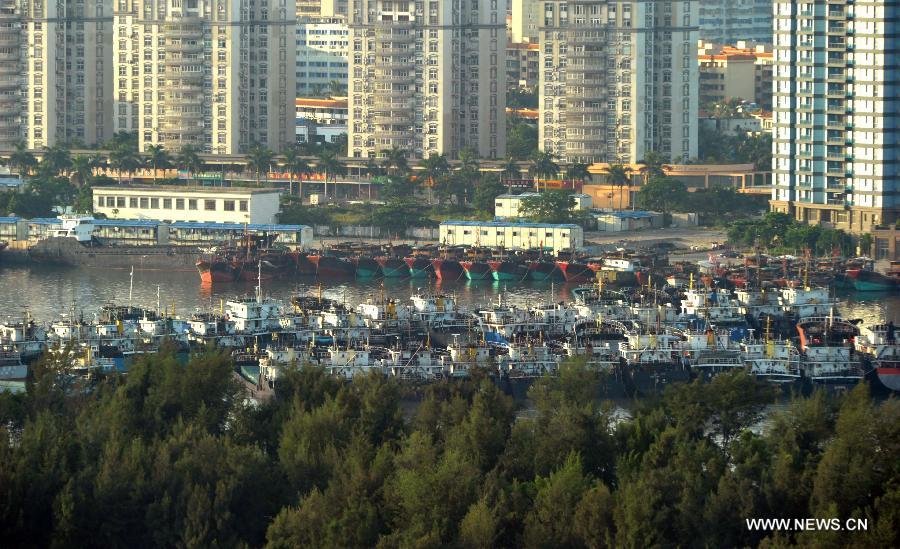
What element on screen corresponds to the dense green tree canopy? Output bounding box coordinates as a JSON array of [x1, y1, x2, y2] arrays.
[[0, 354, 897, 548]]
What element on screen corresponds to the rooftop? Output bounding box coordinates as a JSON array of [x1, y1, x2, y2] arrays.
[[21, 217, 310, 230], [441, 220, 580, 229], [93, 185, 281, 195], [295, 97, 349, 109]]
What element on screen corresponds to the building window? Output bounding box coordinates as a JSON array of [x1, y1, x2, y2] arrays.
[[239, 200, 248, 212], [223, 200, 235, 211], [150, 198, 159, 209], [163, 198, 172, 209], [189, 199, 198, 210], [204, 200, 216, 211], [140, 198, 149, 208], [176, 198, 185, 210], [129, 197, 138, 208], [117, 197, 125, 208]]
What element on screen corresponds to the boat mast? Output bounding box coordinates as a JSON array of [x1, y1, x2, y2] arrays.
[[256, 260, 262, 304], [128, 266, 134, 310]]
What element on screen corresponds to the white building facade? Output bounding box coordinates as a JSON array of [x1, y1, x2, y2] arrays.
[[93, 186, 282, 224], [494, 192, 592, 218], [539, 1, 699, 165], [440, 220, 584, 252], [770, 0, 900, 233]]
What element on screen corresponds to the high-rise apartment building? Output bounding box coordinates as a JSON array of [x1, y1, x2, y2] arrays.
[[297, 0, 347, 19], [698, 41, 773, 110], [296, 17, 349, 96], [698, 0, 772, 45], [22, 0, 113, 149], [539, 1, 699, 165], [771, 0, 899, 234], [511, 0, 541, 43], [347, 0, 506, 160], [114, 0, 296, 154], [0, 0, 21, 150]]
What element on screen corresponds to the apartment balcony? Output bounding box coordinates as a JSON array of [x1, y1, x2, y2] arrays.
[[566, 106, 607, 115], [372, 112, 412, 125], [826, 101, 846, 114], [377, 47, 414, 56], [374, 73, 414, 84], [0, 36, 17, 47], [377, 130, 412, 140], [0, 61, 17, 75], [165, 41, 204, 54]]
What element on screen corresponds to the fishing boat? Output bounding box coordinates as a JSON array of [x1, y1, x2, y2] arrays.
[[197, 254, 237, 283], [855, 322, 900, 392], [307, 253, 355, 277], [796, 315, 864, 385], [351, 256, 382, 278], [0, 346, 27, 381], [740, 338, 802, 383], [527, 259, 563, 281], [844, 268, 898, 292], [556, 259, 593, 283], [459, 259, 493, 280], [404, 256, 434, 278], [375, 256, 410, 278], [488, 258, 528, 282], [430, 258, 464, 280]]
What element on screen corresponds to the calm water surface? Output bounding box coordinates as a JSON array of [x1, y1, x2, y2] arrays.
[[0, 264, 897, 326]]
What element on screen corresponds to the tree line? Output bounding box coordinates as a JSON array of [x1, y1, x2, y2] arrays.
[[0, 348, 897, 548], [728, 212, 861, 256]]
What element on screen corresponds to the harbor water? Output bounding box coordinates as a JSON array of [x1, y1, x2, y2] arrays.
[[0, 264, 896, 325]]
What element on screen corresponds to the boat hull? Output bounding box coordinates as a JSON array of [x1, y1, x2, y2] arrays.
[[556, 261, 593, 283], [309, 255, 355, 277], [431, 258, 464, 281], [353, 257, 382, 278], [528, 261, 563, 281], [489, 260, 527, 281], [460, 261, 493, 280], [876, 366, 900, 391], [197, 261, 236, 283], [404, 257, 434, 278], [376, 257, 409, 277]]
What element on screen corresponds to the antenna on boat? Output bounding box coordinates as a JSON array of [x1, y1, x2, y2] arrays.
[[128, 266, 134, 310], [156, 285, 160, 317], [256, 260, 262, 304]]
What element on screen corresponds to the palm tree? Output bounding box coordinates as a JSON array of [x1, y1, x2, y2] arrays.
[[176, 145, 204, 179], [145, 145, 172, 182], [69, 154, 97, 188], [40, 144, 72, 177], [382, 145, 409, 177], [501, 157, 520, 194], [457, 146, 479, 176], [7, 141, 37, 176], [109, 146, 141, 184], [281, 145, 312, 199], [316, 148, 344, 200], [529, 151, 559, 192], [328, 79, 346, 97], [565, 162, 592, 184], [602, 163, 630, 210], [420, 153, 450, 205], [364, 157, 382, 178], [638, 151, 670, 181], [247, 144, 275, 187]]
